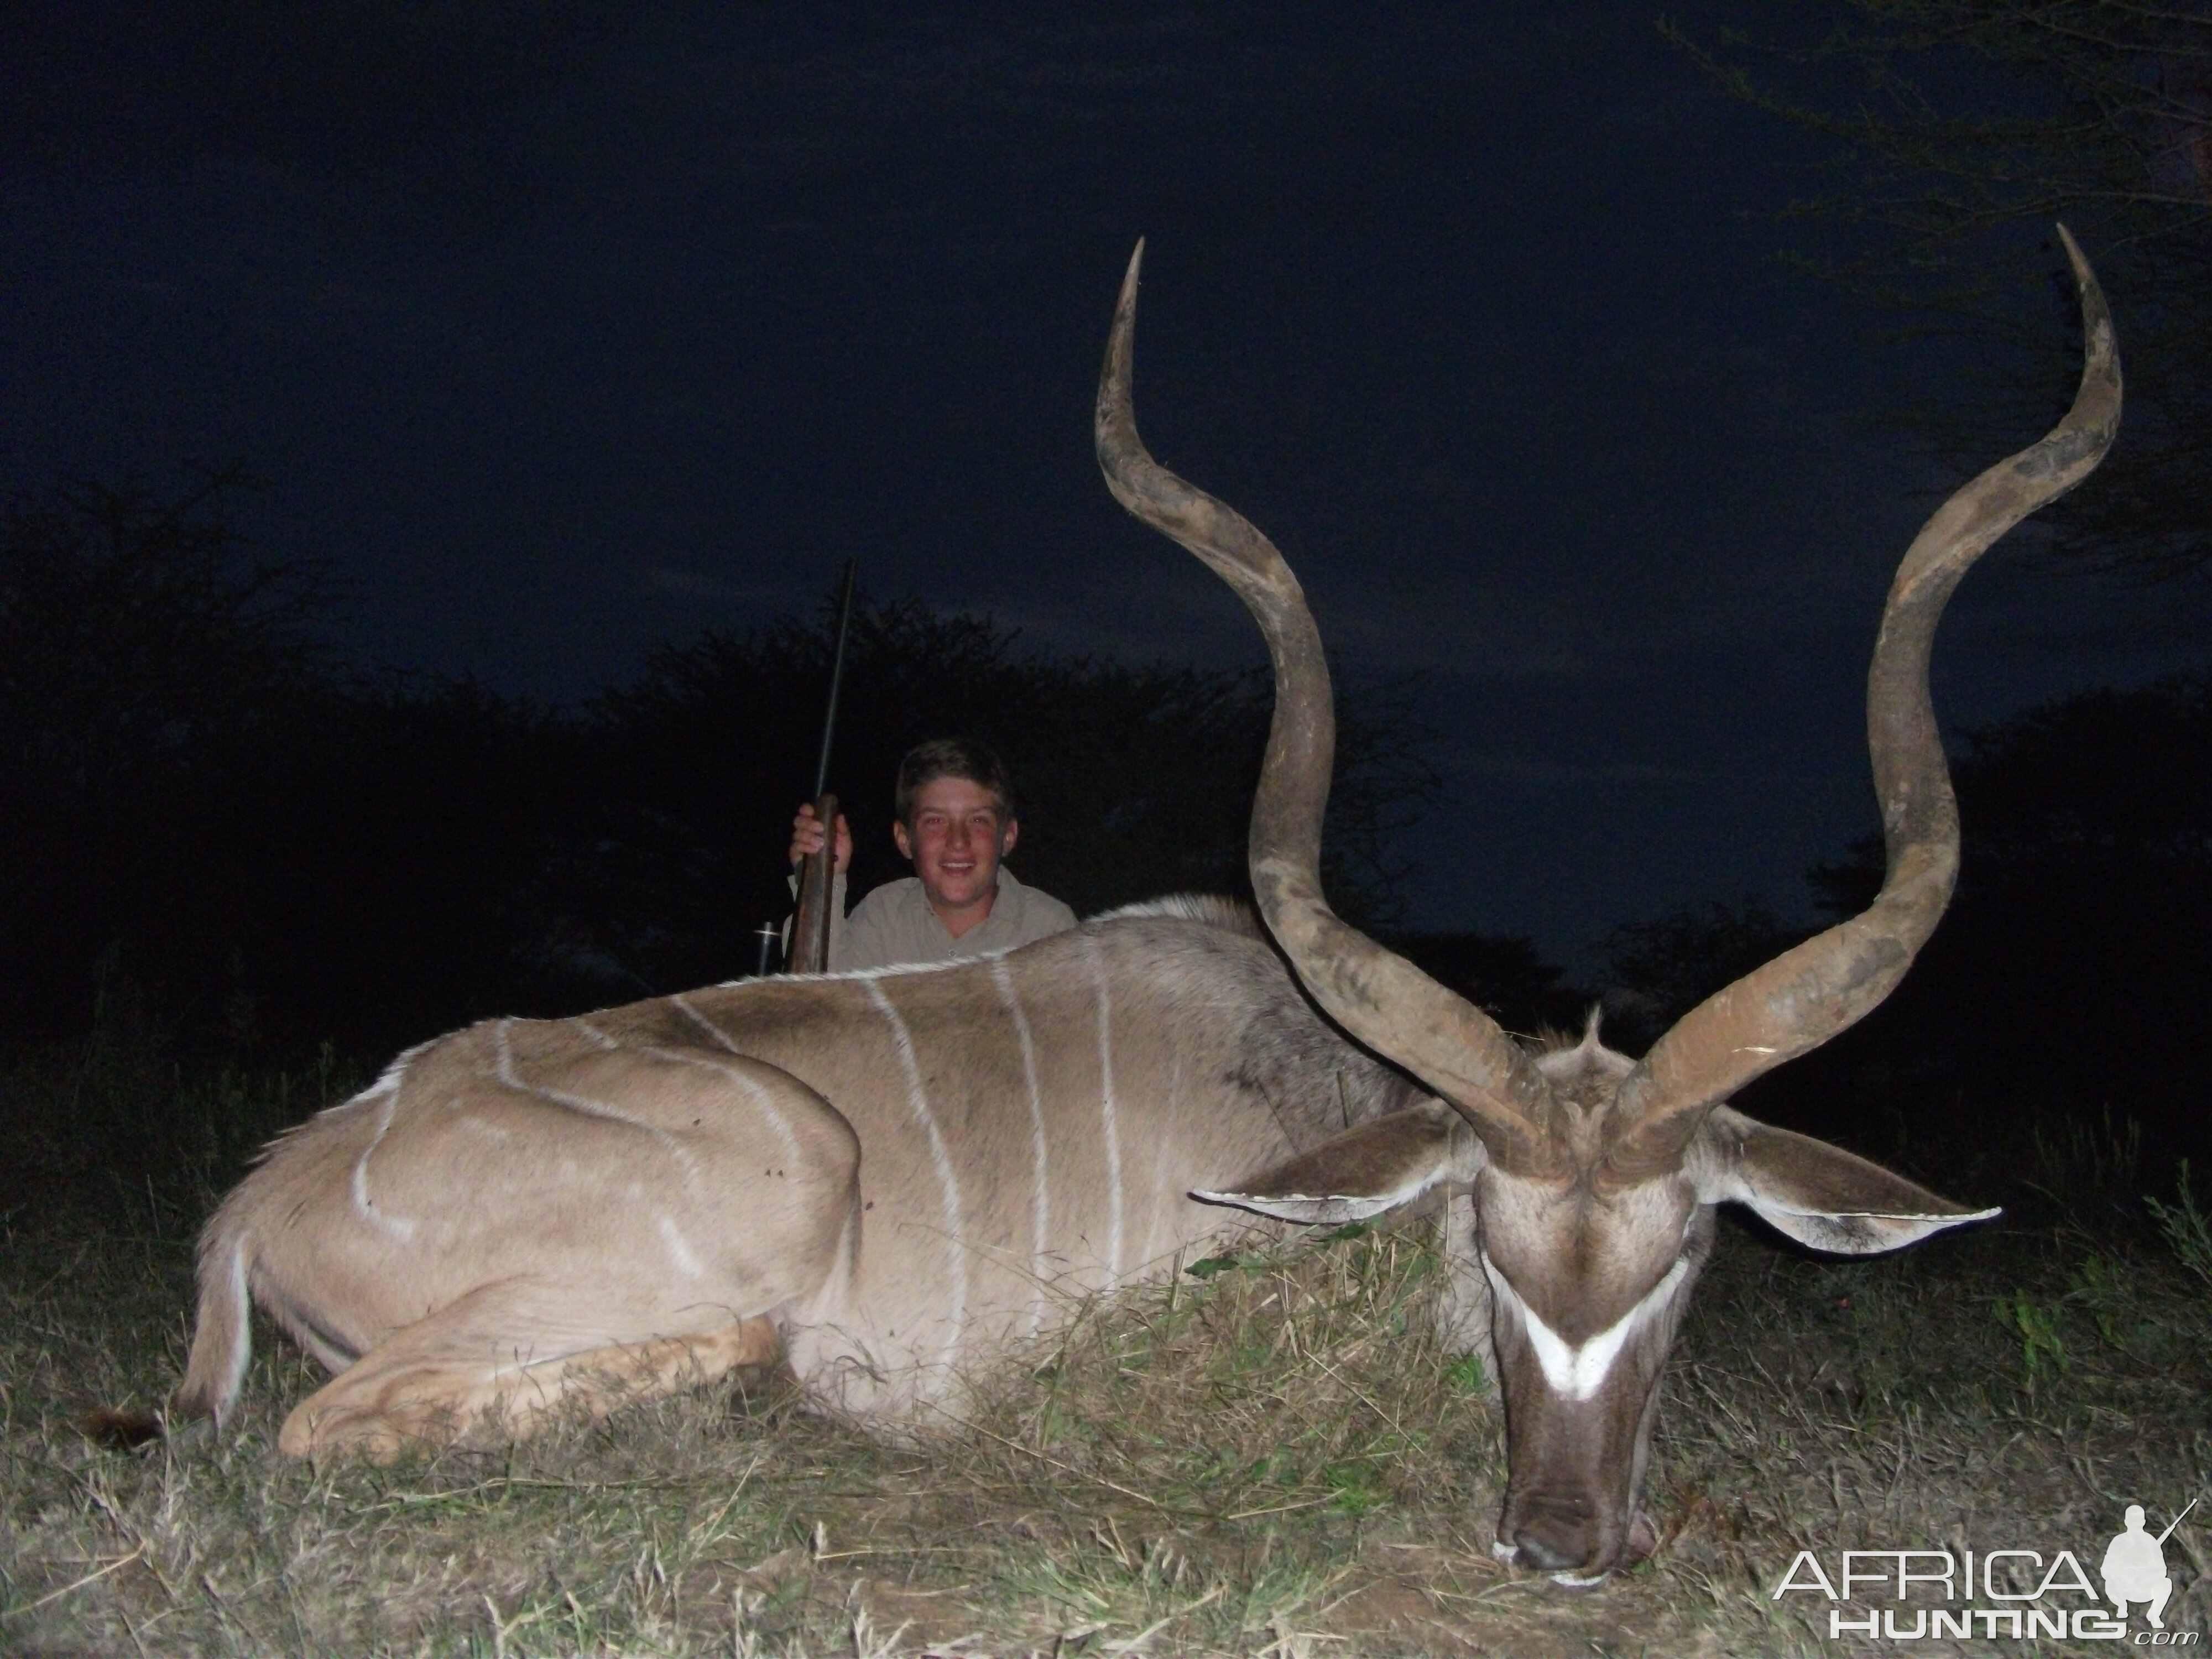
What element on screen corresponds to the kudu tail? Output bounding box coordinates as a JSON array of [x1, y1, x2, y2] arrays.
[[172, 1225, 254, 1430], [79, 1228, 251, 1449]]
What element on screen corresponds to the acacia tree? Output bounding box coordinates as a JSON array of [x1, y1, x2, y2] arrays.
[[1674, 1, 2211, 575]]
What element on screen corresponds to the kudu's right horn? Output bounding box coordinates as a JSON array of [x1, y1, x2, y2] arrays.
[[1601, 226, 2120, 1186]]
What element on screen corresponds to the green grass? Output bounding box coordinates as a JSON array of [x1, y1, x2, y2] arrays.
[[2149, 1161, 2212, 1290], [4, 1074, 2210, 1654]]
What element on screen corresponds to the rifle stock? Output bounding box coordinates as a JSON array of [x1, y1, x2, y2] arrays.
[[788, 791, 839, 973]]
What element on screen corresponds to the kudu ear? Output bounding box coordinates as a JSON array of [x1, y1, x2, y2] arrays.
[[1691, 1106, 2000, 1254], [1193, 1106, 1484, 1225]]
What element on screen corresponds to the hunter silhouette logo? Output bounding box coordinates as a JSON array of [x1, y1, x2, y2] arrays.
[[1773, 1496, 2204, 1643], [2106, 1500, 2197, 1631]]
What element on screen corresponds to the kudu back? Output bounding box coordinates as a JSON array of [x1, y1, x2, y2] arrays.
[[167, 234, 2116, 1586]]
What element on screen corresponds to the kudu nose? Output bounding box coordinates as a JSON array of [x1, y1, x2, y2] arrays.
[[1511, 1528, 1594, 1574], [1505, 1494, 1603, 1577]]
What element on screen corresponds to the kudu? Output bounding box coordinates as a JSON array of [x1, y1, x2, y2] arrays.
[[165, 232, 2116, 1588], [1099, 227, 2117, 1582], [173, 895, 1436, 1453]]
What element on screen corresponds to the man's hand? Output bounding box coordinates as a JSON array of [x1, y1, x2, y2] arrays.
[[790, 804, 853, 873]]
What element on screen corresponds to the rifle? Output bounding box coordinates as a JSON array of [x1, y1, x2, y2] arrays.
[[2155, 1498, 2199, 1546], [786, 558, 859, 973]]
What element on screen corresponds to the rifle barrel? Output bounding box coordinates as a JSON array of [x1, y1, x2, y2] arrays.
[[789, 559, 859, 977], [2155, 1496, 2199, 1545], [812, 558, 859, 801]]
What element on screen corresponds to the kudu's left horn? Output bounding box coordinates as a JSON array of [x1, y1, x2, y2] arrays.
[[1095, 239, 1566, 1179]]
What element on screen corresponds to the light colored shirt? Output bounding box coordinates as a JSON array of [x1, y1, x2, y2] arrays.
[[800, 867, 1077, 971]]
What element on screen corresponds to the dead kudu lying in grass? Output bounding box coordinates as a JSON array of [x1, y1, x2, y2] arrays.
[[143, 232, 2116, 1589]]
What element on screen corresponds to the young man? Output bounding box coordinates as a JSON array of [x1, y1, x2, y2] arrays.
[[788, 737, 1076, 971]]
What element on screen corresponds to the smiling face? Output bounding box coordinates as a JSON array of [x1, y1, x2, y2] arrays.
[[892, 775, 1017, 930]]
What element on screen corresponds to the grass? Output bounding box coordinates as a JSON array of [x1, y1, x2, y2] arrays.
[[2149, 1161, 2212, 1291], [3, 1071, 2210, 1654]]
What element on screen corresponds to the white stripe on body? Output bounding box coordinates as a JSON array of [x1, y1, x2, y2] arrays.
[[989, 959, 1051, 1339], [493, 1019, 702, 1187], [658, 1214, 704, 1279], [670, 993, 742, 1051], [325, 1041, 411, 1117], [1480, 1252, 1691, 1401], [642, 1045, 805, 1168], [1079, 936, 1124, 1287], [350, 1064, 418, 1241], [864, 978, 968, 1378], [346, 1073, 399, 1107]]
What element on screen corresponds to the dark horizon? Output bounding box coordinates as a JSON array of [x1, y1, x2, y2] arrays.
[[7, 2, 2208, 966]]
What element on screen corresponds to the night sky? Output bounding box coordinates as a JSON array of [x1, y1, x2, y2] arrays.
[[7, 3, 2208, 965]]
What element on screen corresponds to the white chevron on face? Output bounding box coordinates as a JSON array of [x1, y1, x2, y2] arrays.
[[1481, 1250, 1691, 1402]]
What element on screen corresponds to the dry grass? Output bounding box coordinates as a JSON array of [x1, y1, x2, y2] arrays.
[[4, 1172, 2210, 1655]]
